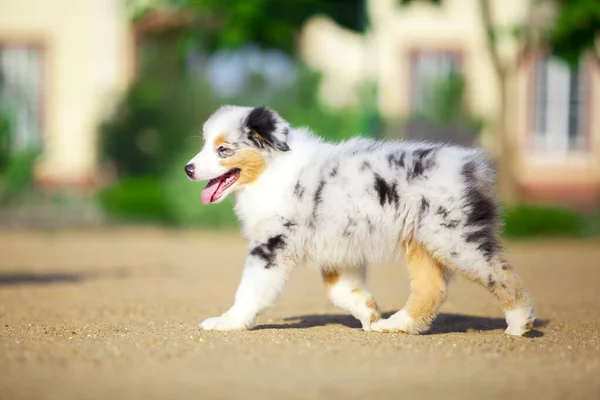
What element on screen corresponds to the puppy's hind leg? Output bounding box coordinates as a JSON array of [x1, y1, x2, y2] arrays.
[[445, 254, 535, 336], [371, 243, 449, 334], [322, 266, 381, 331]]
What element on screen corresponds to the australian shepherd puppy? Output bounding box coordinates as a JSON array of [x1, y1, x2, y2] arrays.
[[185, 105, 535, 336]]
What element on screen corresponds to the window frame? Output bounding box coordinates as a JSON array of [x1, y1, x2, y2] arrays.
[[0, 37, 47, 147], [526, 53, 594, 156], [406, 47, 465, 115]]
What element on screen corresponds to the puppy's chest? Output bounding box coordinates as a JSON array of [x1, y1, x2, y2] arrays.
[[235, 186, 306, 235]]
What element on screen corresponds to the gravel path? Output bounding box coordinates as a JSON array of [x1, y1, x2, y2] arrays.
[[1, 229, 599, 399]]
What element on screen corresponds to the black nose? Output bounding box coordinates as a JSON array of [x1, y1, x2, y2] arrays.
[[184, 164, 195, 178]]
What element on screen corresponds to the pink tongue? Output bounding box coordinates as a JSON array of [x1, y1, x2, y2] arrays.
[[201, 180, 222, 205]]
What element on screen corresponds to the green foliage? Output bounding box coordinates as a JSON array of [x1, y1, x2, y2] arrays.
[[98, 162, 238, 228], [0, 149, 39, 203], [138, 0, 364, 54], [503, 204, 586, 238], [411, 71, 484, 134], [0, 104, 12, 171], [98, 177, 174, 223], [99, 74, 220, 178], [548, 0, 600, 66]]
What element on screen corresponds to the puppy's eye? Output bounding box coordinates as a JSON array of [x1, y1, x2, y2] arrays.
[[217, 146, 230, 156]]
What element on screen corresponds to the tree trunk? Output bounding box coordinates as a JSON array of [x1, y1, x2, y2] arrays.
[[478, 0, 520, 204], [496, 70, 520, 203]]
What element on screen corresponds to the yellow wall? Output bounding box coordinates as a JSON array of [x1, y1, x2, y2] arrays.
[[0, 0, 134, 185]]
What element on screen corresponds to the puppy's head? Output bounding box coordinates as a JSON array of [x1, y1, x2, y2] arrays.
[[185, 105, 290, 205]]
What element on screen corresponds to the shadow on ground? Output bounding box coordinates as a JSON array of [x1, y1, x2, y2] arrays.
[[256, 312, 548, 336], [0, 267, 131, 286]]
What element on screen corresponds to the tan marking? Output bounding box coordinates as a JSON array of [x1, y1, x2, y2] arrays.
[[366, 300, 377, 310], [403, 242, 448, 333], [213, 135, 226, 148], [492, 264, 528, 312], [219, 148, 265, 185], [321, 270, 340, 288], [370, 313, 378, 323]]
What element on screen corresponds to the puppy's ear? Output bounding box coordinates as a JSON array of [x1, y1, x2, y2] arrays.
[[244, 106, 290, 152]]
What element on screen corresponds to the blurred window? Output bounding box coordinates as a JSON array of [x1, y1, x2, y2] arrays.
[[0, 45, 43, 150], [532, 56, 588, 153], [410, 50, 461, 114]]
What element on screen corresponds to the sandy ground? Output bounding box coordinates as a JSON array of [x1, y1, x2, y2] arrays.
[[0, 228, 599, 400]]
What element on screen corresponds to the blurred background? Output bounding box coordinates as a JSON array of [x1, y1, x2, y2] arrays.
[[0, 0, 599, 238], [1, 3, 600, 398]]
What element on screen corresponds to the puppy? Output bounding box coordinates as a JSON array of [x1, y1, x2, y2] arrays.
[[185, 105, 535, 336]]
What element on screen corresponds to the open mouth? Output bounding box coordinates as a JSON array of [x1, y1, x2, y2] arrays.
[[200, 169, 241, 204]]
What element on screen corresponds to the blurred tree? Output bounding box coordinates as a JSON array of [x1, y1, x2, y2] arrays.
[[399, 0, 600, 203], [133, 0, 365, 54], [548, 0, 600, 65]]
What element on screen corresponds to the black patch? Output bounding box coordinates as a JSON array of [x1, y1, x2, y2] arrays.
[[360, 161, 372, 171], [450, 251, 459, 257], [314, 180, 325, 206], [414, 147, 435, 160], [461, 161, 499, 261], [462, 161, 477, 181], [329, 167, 338, 177], [465, 229, 497, 261], [418, 196, 430, 225], [420, 197, 430, 215], [366, 216, 374, 234], [309, 180, 326, 228], [250, 234, 286, 268], [244, 106, 289, 151], [283, 220, 297, 230], [387, 152, 405, 169], [343, 218, 357, 237], [407, 147, 437, 181], [487, 275, 496, 288], [436, 206, 449, 219], [441, 220, 460, 229], [293, 181, 305, 199], [437, 206, 460, 229], [464, 188, 497, 226], [373, 174, 400, 209]]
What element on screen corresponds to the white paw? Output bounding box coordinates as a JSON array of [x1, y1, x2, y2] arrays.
[[505, 325, 528, 336], [370, 309, 414, 334], [199, 314, 254, 331], [504, 307, 534, 337]]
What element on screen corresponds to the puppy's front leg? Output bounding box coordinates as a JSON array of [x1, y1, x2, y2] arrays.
[[199, 235, 294, 331]]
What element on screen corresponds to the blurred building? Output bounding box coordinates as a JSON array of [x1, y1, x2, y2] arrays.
[[300, 0, 600, 209], [0, 0, 135, 187]]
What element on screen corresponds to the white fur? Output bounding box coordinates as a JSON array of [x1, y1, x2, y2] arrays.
[[505, 307, 535, 336], [187, 106, 535, 336], [371, 309, 414, 334]]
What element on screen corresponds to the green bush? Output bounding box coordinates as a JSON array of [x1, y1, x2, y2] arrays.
[[0, 149, 39, 204], [98, 177, 174, 223], [0, 104, 12, 171], [411, 70, 484, 135], [503, 204, 586, 238]]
